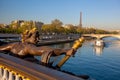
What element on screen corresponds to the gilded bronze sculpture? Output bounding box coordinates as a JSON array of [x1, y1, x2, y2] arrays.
[[0, 28, 84, 67]]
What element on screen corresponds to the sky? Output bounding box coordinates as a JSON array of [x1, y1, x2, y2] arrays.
[[0, 0, 120, 30]]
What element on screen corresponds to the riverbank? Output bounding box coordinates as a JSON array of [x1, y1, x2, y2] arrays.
[[37, 39, 75, 46], [0, 33, 20, 38], [0, 33, 78, 45]]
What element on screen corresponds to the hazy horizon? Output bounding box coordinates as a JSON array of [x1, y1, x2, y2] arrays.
[[0, 0, 120, 30]]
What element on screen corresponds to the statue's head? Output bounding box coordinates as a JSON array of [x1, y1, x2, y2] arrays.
[[25, 30, 29, 34]]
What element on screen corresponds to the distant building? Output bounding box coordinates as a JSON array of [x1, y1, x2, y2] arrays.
[[0, 24, 9, 28], [11, 20, 44, 30], [34, 21, 44, 31], [116, 30, 120, 34], [11, 20, 24, 29], [63, 24, 75, 29]]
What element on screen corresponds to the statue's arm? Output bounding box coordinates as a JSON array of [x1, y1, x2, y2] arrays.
[[0, 43, 14, 51]]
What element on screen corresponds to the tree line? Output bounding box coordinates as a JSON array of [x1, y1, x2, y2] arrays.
[[0, 19, 118, 34]]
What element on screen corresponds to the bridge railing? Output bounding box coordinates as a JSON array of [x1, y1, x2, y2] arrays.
[[0, 53, 83, 80]]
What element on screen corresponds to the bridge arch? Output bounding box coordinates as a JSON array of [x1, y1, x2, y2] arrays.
[[100, 35, 120, 39], [82, 34, 120, 39]]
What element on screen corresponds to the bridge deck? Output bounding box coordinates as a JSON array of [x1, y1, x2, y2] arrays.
[[82, 34, 120, 39], [0, 53, 84, 80]]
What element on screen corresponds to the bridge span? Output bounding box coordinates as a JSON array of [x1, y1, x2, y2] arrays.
[[82, 34, 120, 39]]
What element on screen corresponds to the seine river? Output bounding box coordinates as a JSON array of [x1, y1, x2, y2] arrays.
[[48, 37, 120, 80]]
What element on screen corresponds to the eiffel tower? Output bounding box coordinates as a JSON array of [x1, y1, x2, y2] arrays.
[[79, 12, 82, 28]]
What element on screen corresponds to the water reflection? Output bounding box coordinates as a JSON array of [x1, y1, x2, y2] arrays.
[[93, 37, 120, 56], [48, 39, 120, 80], [93, 46, 104, 56]]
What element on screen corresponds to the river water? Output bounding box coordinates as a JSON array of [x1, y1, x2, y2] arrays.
[[48, 37, 120, 80]]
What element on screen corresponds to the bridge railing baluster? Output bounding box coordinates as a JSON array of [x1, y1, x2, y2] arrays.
[[0, 53, 83, 80]]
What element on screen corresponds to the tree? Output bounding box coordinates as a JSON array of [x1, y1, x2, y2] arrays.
[[41, 24, 54, 34], [51, 19, 63, 27], [76, 27, 83, 34], [56, 26, 65, 34]]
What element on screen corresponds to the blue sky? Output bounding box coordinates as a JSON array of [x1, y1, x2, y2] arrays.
[[0, 0, 120, 30]]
